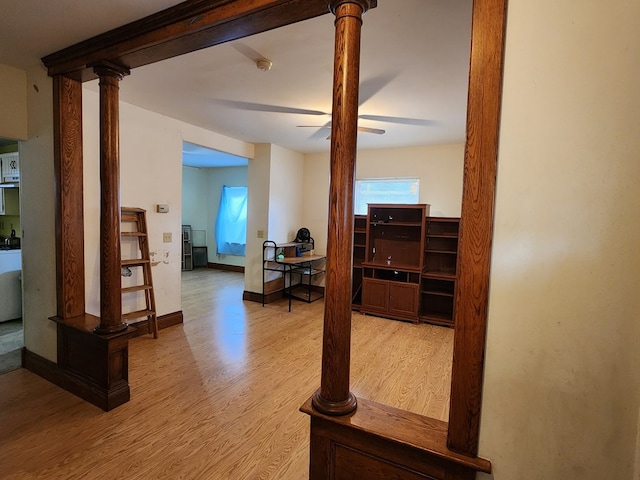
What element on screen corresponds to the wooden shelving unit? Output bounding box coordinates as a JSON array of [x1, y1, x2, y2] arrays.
[[360, 204, 429, 324], [351, 214, 367, 310], [181, 225, 192, 271], [352, 207, 461, 328], [420, 217, 460, 327]]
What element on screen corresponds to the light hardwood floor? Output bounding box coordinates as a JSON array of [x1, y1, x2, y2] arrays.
[[0, 269, 453, 479]]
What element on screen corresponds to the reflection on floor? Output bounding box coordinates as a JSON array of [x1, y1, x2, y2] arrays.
[[0, 269, 454, 479], [0, 319, 22, 375]]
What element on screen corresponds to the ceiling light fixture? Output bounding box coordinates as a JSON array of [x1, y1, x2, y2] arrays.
[[256, 58, 272, 72]]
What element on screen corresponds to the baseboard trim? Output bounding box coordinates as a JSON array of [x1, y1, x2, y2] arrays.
[[22, 347, 128, 411], [207, 262, 244, 273], [127, 310, 183, 338], [243, 290, 280, 304], [23, 311, 183, 410], [243, 285, 325, 304], [22, 347, 63, 385]]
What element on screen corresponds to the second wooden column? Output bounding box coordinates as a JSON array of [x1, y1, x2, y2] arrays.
[[93, 62, 130, 335]]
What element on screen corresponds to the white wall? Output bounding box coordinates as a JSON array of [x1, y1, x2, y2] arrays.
[[182, 166, 210, 235], [0, 64, 28, 140], [83, 88, 254, 320], [478, 1, 640, 479], [244, 144, 271, 294], [83, 89, 182, 317], [268, 144, 305, 243], [244, 143, 305, 295], [182, 165, 248, 267], [302, 144, 464, 255], [20, 66, 56, 361]]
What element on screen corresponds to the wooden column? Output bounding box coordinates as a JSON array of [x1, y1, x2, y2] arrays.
[[44, 66, 134, 411], [53, 75, 85, 319], [93, 62, 130, 335], [447, 0, 508, 456], [311, 0, 372, 416]]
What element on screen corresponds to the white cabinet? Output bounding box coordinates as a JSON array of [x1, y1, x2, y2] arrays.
[[0, 188, 19, 216], [0, 152, 20, 183]]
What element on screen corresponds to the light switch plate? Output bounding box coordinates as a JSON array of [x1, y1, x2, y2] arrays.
[[163, 232, 172, 243]]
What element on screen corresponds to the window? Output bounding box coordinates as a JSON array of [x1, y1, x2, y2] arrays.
[[354, 178, 420, 214], [215, 185, 248, 256]]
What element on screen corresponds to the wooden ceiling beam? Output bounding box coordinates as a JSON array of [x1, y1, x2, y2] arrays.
[[41, 0, 336, 81]]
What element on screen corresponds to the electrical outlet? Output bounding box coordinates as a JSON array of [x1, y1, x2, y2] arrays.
[[257, 230, 264, 239], [163, 232, 172, 243]]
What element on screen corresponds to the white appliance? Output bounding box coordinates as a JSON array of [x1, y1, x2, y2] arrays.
[[0, 249, 22, 322]]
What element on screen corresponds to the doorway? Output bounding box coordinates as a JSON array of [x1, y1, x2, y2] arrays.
[[181, 142, 248, 276], [0, 137, 23, 374]]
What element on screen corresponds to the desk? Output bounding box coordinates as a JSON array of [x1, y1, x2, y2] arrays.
[[262, 240, 325, 311], [277, 255, 326, 311]]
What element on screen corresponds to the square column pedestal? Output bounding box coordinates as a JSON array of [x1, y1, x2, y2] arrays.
[[51, 313, 134, 411]]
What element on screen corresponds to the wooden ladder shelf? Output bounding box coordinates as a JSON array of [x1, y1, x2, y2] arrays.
[[121, 207, 158, 338]]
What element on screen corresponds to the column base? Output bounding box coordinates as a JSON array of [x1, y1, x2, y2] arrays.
[[311, 389, 357, 416], [94, 322, 128, 335], [50, 313, 133, 411], [301, 396, 491, 480]]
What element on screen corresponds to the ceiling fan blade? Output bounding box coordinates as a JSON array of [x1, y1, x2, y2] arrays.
[[213, 99, 329, 116], [358, 114, 439, 127], [296, 122, 333, 141], [298, 125, 384, 135], [303, 127, 384, 141], [357, 126, 386, 135]]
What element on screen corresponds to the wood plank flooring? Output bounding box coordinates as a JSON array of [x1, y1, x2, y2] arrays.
[[0, 269, 453, 479]]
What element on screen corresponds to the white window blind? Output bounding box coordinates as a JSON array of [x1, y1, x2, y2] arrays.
[[354, 178, 420, 214]]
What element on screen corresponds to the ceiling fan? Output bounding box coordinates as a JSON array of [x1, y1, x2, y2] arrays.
[[297, 123, 386, 139], [211, 70, 437, 139], [212, 98, 438, 140]]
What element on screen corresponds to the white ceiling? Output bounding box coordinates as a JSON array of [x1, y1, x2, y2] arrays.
[[1, 0, 472, 165]]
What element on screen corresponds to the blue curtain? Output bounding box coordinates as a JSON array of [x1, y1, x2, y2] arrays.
[[215, 185, 248, 256]]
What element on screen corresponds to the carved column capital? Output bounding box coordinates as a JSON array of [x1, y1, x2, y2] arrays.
[[91, 60, 130, 81], [328, 0, 375, 15]]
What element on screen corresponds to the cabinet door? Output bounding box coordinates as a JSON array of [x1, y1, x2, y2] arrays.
[[1, 153, 19, 182], [361, 278, 389, 315], [388, 282, 419, 319], [3, 188, 19, 216]]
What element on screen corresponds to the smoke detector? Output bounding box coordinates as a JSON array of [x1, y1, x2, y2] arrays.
[[256, 58, 272, 72]]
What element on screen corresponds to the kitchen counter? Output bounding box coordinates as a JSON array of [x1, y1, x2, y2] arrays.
[[0, 248, 22, 322]]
